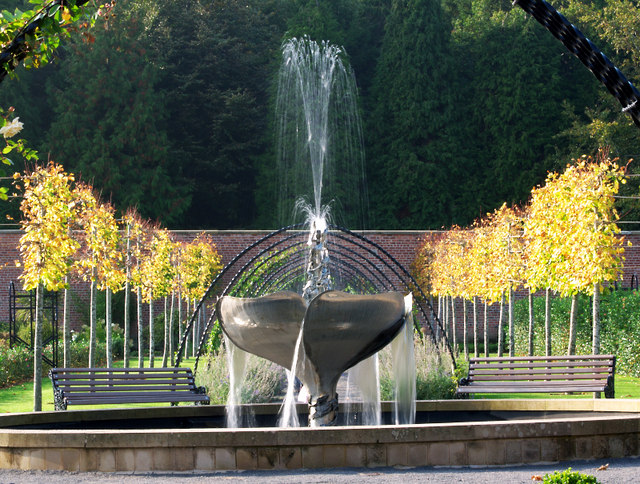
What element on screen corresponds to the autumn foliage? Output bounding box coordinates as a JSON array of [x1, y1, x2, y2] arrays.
[[414, 155, 627, 354]]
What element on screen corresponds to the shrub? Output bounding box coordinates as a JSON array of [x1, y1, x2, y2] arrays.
[[67, 338, 107, 367], [71, 322, 119, 365], [380, 336, 456, 401], [0, 342, 33, 387], [543, 468, 599, 483], [196, 347, 287, 405], [511, 290, 640, 377]]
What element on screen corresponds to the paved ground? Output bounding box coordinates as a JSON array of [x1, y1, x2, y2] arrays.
[[0, 457, 638, 483]]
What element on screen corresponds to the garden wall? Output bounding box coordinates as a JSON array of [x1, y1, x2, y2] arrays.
[[2, 229, 640, 344]]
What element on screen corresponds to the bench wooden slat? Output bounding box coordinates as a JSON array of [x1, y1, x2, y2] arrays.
[[457, 355, 615, 399], [65, 395, 209, 405], [469, 362, 613, 370], [61, 386, 196, 394], [469, 355, 614, 362], [49, 367, 210, 410], [56, 378, 196, 386], [471, 367, 611, 375]]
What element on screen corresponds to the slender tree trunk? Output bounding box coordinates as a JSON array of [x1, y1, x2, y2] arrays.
[[497, 292, 504, 357], [149, 292, 155, 368], [162, 295, 169, 367], [137, 286, 143, 367], [89, 277, 97, 367], [473, 296, 479, 358], [509, 286, 515, 357], [169, 291, 175, 366], [463, 299, 468, 360], [444, 295, 449, 340], [592, 283, 600, 355], [436, 296, 442, 341], [123, 223, 131, 368], [451, 296, 457, 355], [483, 300, 489, 357], [106, 288, 112, 367], [545, 288, 551, 356], [177, 290, 182, 361], [63, 279, 70, 368], [192, 299, 198, 358], [528, 289, 534, 356], [33, 283, 44, 412], [184, 298, 190, 358], [568, 294, 579, 355]]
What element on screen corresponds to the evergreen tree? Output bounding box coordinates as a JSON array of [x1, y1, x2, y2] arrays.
[[367, 0, 456, 229], [448, 1, 598, 224], [144, 0, 286, 229], [46, 4, 189, 226]]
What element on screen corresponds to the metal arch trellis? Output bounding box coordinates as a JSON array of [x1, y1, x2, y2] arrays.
[[327, 240, 396, 290], [250, 252, 379, 297], [175, 224, 456, 372], [328, 227, 452, 354], [247, 236, 394, 295], [513, 0, 640, 128], [174, 223, 306, 367], [326, 245, 391, 291], [229, 240, 307, 297]]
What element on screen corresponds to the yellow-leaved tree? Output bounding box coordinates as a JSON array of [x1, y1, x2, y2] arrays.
[[14, 162, 80, 411], [135, 226, 174, 368], [176, 233, 222, 361], [126, 210, 152, 367], [73, 185, 124, 367], [524, 155, 626, 355], [480, 205, 525, 357]]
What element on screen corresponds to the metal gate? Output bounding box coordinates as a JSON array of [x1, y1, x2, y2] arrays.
[[9, 281, 59, 367]]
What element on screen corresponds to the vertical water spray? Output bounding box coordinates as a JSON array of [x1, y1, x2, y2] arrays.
[[276, 37, 368, 229]]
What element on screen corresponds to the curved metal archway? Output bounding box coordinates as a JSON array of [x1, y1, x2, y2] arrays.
[[514, 0, 640, 127], [175, 225, 456, 372]]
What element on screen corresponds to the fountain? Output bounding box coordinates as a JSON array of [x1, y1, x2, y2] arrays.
[[0, 33, 639, 473], [217, 37, 414, 427]]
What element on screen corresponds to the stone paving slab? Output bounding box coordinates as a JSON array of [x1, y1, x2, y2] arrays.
[[0, 457, 639, 483]]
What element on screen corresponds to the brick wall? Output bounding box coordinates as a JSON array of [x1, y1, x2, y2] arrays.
[[3, 229, 639, 343]]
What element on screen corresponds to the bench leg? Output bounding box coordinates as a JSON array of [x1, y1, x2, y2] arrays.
[[53, 390, 67, 411], [605, 376, 615, 399]]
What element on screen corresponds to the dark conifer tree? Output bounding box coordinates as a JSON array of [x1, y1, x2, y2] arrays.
[[449, 3, 598, 222], [144, 0, 286, 229], [366, 0, 457, 229], [46, 6, 189, 226]]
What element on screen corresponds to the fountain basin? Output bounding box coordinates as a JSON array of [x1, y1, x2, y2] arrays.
[[0, 399, 639, 471]]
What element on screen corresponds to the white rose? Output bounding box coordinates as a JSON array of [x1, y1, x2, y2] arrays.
[[0, 117, 23, 139]]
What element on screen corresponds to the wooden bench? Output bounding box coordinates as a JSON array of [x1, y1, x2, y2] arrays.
[[49, 367, 210, 410], [456, 355, 615, 399]]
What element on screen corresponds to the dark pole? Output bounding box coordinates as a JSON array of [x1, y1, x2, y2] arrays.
[[513, 0, 640, 128]]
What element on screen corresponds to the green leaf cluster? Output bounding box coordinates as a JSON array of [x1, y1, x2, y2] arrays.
[[542, 467, 599, 484]]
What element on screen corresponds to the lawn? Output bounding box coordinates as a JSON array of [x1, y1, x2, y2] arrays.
[[1, 363, 639, 413]]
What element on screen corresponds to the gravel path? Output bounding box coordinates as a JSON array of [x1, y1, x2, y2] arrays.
[[0, 457, 638, 483]]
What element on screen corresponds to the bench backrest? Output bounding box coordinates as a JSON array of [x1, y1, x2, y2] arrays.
[[49, 367, 200, 396], [467, 355, 615, 383]]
